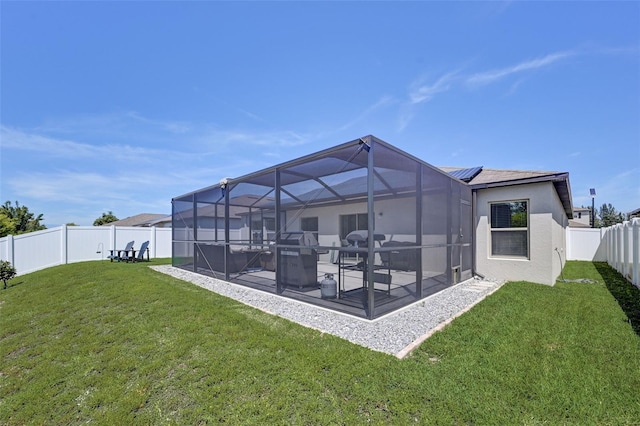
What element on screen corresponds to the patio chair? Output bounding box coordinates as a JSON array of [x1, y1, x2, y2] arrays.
[[131, 241, 150, 262], [108, 241, 134, 262]]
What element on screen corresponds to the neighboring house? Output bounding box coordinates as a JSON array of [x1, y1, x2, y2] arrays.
[[172, 135, 573, 319], [568, 207, 592, 228], [629, 208, 640, 219], [105, 213, 170, 227]]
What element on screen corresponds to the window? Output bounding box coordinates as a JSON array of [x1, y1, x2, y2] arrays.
[[300, 217, 318, 242], [340, 213, 368, 258], [490, 201, 528, 257], [340, 213, 368, 241]]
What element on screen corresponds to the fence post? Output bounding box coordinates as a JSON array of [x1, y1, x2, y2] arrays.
[[622, 221, 630, 280], [617, 224, 624, 275], [610, 226, 615, 267], [611, 225, 617, 271], [60, 225, 68, 265], [150, 226, 157, 259], [633, 218, 639, 288], [607, 226, 613, 267], [110, 225, 116, 253], [7, 234, 14, 266]]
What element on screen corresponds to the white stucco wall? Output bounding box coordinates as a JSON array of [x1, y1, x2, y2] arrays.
[[475, 182, 568, 285]]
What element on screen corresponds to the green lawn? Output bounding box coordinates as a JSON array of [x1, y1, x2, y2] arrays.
[[1, 260, 639, 424]]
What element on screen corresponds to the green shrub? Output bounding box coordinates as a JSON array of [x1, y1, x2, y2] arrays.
[[0, 260, 17, 289]]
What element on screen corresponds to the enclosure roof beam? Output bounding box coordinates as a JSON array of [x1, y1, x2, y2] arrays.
[[282, 169, 346, 202]]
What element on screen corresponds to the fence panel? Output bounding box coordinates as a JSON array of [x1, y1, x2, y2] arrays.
[[155, 228, 172, 258], [12, 228, 63, 275], [0, 237, 8, 261], [603, 218, 639, 288], [566, 228, 607, 261], [68, 226, 111, 262]]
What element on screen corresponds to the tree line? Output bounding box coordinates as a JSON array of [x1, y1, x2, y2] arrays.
[[0, 201, 120, 237]]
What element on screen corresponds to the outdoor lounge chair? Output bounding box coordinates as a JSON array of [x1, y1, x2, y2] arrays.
[[132, 241, 150, 262], [108, 241, 134, 262]]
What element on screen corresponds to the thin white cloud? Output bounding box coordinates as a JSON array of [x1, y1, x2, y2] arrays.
[[466, 51, 575, 87], [396, 106, 414, 133], [198, 128, 311, 148], [336, 96, 396, 132], [1, 125, 98, 158], [409, 71, 459, 105], [35, 111, 192, 137], [6, 167, 195, 213], [0, 125, 191, 162], [505, 78, 526, 96], [399, 50, 578, 130], [8, 171, 119, 204], [236, 108, 271, 125], [126, 111, 192, 134], [397, 71, 460, 131]]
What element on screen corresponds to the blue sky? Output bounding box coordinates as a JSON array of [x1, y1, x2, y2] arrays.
[[1, 1, 638, 226]]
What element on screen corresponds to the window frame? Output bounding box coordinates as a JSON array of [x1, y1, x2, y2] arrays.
[[489, 199, 530, 259], [300, 216, 319, 242]]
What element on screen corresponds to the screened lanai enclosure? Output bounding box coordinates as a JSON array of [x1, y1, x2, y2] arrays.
[[172, 135, 472, 319]]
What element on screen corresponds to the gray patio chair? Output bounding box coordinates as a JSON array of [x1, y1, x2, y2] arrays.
[[131, 241, 150, 262], [108, 241, 134, 262]]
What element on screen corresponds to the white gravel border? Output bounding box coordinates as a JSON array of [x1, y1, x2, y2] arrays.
[[151, 265, 504, 358]]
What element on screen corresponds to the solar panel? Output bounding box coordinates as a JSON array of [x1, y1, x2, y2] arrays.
[[448, 166, 483, 182]]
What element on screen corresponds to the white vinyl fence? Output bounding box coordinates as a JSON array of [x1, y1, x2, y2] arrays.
[[2, 221, 638, 289], [566, 218, 640, 288], [604, 218, 640, 288], [0, 225, 172, 275]]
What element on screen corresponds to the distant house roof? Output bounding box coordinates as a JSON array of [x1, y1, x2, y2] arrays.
[[629, 207, 640, 218], [104, 213, 168, 227], [439, 166, 573, 219], [568, 219, 591, 228]]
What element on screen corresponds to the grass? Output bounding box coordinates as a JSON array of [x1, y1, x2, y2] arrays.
[[1, 260, 639, 424]]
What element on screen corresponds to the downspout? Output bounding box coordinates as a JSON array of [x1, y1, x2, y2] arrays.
[[472, 190, 477, 277]]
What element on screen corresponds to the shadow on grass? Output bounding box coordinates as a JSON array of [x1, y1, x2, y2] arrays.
[[594, 262, 640, 337], [3, 280, 25, 290]]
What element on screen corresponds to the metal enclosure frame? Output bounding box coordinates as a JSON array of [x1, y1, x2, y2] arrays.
[[172, 135, 473, 319]]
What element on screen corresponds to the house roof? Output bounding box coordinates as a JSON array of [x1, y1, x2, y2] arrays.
[[104, 213, 168, 227], [439, 166, 574, 219], [568, 220, 591, 228]]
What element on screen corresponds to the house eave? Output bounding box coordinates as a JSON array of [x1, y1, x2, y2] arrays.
[[469, 172, 573, 219]]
